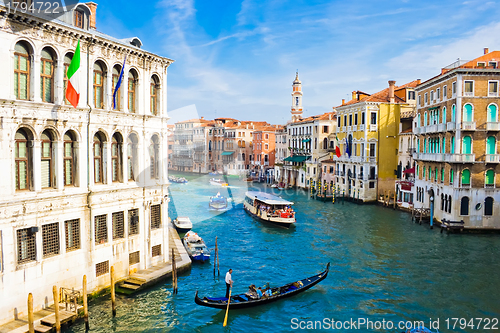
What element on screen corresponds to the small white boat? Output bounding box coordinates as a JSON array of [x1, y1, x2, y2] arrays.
[[209, 178, 228, 187], [243, 191, 296, 228], [183, 231, 210, 262], [173, 216, 192, 233], [209, 192, 228, 210]]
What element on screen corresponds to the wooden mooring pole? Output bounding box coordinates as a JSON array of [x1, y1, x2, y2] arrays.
[[28, 293, 34, 333], [214, 236, 220, 277], [172, 248, 178, 294], [111, 266, 116, 317], [53, 286, 61, 333], [83, 275, 89, 330]]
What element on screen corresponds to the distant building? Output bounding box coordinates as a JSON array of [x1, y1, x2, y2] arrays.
[[0, 2, 172, 324], [414, 49, 500, 229]]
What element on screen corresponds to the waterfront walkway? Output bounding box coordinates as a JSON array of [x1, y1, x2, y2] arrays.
[[117, 224, 191, 294], [0, 225, 190, 332]]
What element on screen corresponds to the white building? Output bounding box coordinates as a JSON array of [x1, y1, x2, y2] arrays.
[[0, 2, 172, 324]]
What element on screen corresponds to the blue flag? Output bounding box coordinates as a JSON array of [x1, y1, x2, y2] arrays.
[[345, 137, 351, 158], [113, 56, 126, 109]]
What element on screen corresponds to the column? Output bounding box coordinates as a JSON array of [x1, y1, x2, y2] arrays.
[[56, 139, 64, 190], [32, 54, 42, 103], [55, 58, 65, 105], [33, 141, 41, 191]]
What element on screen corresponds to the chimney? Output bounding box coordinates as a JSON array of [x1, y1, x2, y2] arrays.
[[388, 80, 396, 103], [484, 47, 489, 55], [342, 99, 345, 106], [86, 2, 97, 30], [417, 79, 421, 85], [352, 91, 357, 101], [201, 116, 204, 120]]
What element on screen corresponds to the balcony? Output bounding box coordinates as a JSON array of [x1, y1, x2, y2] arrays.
[[461, 122, 476, 131], [486, 122, 500, 131], [414, 127, 421, 135], [437, 123, 446, 132], [352, 125, 357, 131], [446, 122, 456, 131], [426, 124, 438, 133], [369, 124, 377, 132], [359, 124, 365, 131], [485, 154, 500, 163], [443, 154, 475, 163], [347, 126, 351, 132], [414, 153, 444, 162]]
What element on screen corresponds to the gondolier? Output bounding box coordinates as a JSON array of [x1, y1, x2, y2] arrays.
[[225, 269, 233, 298]]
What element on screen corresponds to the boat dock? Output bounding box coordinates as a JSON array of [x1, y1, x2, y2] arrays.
[[0, 226, 190, 332], [117, 225, 191, 294]]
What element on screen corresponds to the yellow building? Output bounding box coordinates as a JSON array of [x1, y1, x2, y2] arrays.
[[333, 80, 418, 202]]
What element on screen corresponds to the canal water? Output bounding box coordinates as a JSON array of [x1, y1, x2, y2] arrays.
[[66, 173, 500, 332]]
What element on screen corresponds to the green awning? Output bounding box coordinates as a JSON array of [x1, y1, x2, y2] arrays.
[[285, 155, 310, 162], [221, 151, 234, 155], [427, 106, 440, 110], [302, 138, 311, 143]]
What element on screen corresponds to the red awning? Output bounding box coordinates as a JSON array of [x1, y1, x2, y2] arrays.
[[403, 167, 415, 174]]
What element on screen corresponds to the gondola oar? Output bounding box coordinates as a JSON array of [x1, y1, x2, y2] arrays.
[[223, 286, 232, 327]]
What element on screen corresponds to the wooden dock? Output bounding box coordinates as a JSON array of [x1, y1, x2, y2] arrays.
[[116, 225, 191, 294], [0, 303, 82, 333]]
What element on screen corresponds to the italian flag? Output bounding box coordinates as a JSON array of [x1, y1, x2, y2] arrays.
[[66, 40, 81, 108], [335, 135, 341, 158]]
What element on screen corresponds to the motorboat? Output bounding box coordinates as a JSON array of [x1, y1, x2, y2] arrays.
[[209, 178, 228, 187], [173, 216, 192, 233], [209, 192, 228, 210], [183, 231, 210, 262]]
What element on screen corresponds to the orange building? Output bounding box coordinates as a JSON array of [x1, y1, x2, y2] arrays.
[[252, 126, 279, 182]]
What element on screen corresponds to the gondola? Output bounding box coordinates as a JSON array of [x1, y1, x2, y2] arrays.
[[194, 263, 329, 309]]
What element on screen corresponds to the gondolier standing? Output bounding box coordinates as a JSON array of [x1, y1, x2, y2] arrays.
[[225, 269, 233, 298]]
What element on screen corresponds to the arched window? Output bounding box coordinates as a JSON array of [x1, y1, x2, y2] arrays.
[[435, 167, 438, 182], [485, 197, 494, 216], [93, 132, 105, 183], [447, 195, 452, 213], [442, 106, 446, 124], [41, 130, 55, 188], [63, 131, 76, 186], [424, 112, 428, 126], [441, 194, 444, 210], [74, 8, 85, 29], [450, 169, 454, 185], [111, 133, 123, 182], [423, 166, 426, 180], [460, 197, 469, 215], [323, 138, 328, 150], [462, 136, 471, 154], [417, 114, 421, 127], [14, 42, 31, 100], [416, 165, 419, 178], [424, 138, 427, 153], [15, 128, 32, 190], [452, 105, 456, 122], [150, 135, 160, 179], [63, 53, 73, 105], [127, 134, 138, 181], [93, 62, 105, 109], [442, 137, 446, 154], [463, 104, 473, 122], [40, 48, 55, 102], [112, 65, 122, 110], [417, 139, 420, 152], [441, 168, 444, 183], [487, 104, 497, 123], [451, 136, 455, 154], [486, 136, 496, 155], [128, 70, 137, 113], [151, 75, 160, 115], [461, 169, 471, 186], [208, 140, 212, 151], [242, 141, 246, 148], [485, 169, 495, 187]]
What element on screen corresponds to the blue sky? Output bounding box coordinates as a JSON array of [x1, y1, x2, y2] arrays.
[[94, 0, 500, 124]]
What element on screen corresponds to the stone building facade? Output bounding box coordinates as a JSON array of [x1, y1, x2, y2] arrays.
[[0, 3, 172, 324], [413, 49, 500, 229]]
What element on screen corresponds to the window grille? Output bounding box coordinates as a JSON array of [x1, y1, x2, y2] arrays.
[[129, 209, 139, 235], [96, 260, 109, 277], [95, 214, 108, 244], [152, 244, 161, 257], [17, 228, 36, 264], [129, 251, 140, 265], [112, 212, 125, 239], [151, 204, 161, 229], [65, 219, 80, 251], [42, 222, 59, 257]]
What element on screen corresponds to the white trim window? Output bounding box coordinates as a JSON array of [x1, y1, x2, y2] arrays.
[[489, 61, 497, 69], [436, 88, 440, 102], [424, 92, 428, 105], [430, 90, 434, 103], [488, 80, 499, 97], [443, 85, 447, 99], [464, 80, 474, 97], [418, 94, 421, 107], [452, 81, 457, 97]]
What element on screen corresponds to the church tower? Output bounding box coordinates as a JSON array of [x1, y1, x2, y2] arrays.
[[291, 72, 303, 122]]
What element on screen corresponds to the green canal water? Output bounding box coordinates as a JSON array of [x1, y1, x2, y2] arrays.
[[66, 173, 500, 332]]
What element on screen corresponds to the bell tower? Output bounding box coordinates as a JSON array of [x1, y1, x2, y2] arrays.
[[291, 72, 303, 122]]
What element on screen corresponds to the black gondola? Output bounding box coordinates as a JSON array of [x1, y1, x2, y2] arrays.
[[194, 263, 329, 309]]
